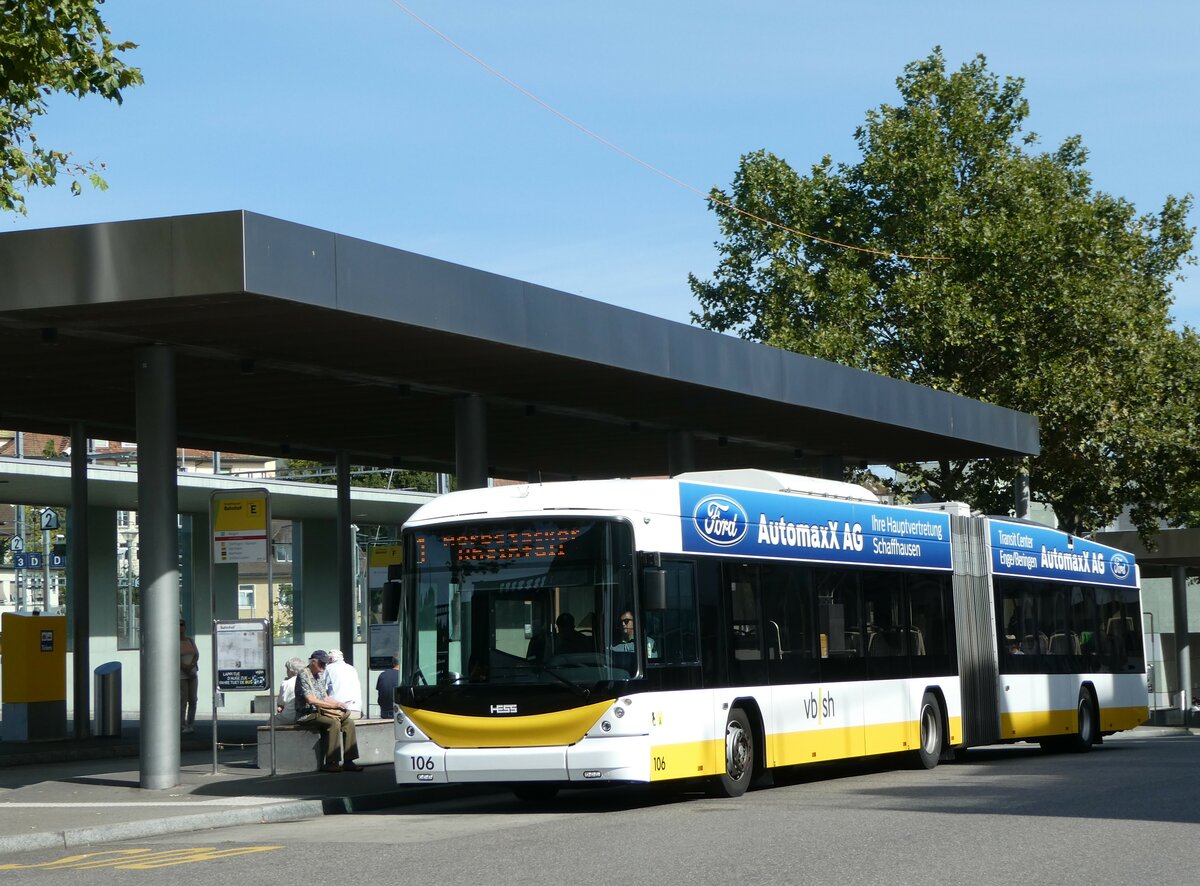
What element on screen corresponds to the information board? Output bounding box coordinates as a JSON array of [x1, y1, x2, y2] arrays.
[[214, 619, 270, 691], [212, 493, 269, 564], [368, 622, 400, 670]]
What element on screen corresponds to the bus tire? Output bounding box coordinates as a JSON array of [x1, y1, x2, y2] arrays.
[[510, 783, 560, 803], [914, 692, 944, 770], [1067, 692, 1097, 753], [713, 707, 755, 798]]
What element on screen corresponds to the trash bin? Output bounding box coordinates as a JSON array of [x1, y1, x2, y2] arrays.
[[94, 661, 122, 737]]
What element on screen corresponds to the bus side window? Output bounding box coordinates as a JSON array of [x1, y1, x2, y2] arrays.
[[730, 579, 761, 661], [648, 560, 700, 666]]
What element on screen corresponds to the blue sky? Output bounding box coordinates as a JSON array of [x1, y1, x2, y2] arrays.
[[8, 1, 1198, 327]]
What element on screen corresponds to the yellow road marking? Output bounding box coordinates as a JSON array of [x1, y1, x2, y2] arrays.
[[0, 846, 283, 870]]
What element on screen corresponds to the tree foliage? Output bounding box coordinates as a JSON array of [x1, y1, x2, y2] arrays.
[[691, 49, 1196, 537], [282, 459, 438, 493], [0, 0, 142, 214]]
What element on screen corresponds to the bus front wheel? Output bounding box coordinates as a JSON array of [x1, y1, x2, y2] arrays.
[[914, 692, 944, 770], [713, 707, 755, 798]]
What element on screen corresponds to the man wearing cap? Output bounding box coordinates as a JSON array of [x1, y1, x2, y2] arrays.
[[295, 650, 363, 772]]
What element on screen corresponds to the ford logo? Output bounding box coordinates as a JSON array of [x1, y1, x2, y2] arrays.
[[692, 495, 749, 547], [1109, 552, 1131, 580]]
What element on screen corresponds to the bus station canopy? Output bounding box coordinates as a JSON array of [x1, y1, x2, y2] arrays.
[[0, 211, 1038, 480]]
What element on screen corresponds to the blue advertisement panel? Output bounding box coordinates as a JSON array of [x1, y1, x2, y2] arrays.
[[679, 482, 952, 571], [988, 518, 1137, 589]]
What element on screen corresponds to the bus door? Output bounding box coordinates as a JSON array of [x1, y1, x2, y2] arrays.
[[761, 564, 820, 767], [723, 563, 768, 687], [761, 564, 819, 683], [721, 562, 772, 762], [811, 568, 867, 762]]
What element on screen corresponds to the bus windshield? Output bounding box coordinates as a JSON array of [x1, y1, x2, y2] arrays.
[[403, 518, 637, 690]]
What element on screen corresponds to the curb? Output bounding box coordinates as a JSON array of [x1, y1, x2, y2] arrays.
[[0, 785, 488, 856], [0, 798, 325, 855], [1119, 726, 1199, 737]]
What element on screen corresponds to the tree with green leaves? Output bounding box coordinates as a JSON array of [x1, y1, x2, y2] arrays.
[[1, 0, 142, 214], [691, 49, 1196, 538], [282, 459, 438, 493]]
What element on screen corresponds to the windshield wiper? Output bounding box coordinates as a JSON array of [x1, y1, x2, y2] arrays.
[[536, 664, 591, 698]]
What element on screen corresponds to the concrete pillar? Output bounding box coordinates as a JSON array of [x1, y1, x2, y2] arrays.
[[299, 518, 339, 633], [69, 423, 91, 739], [455, 395, 488, 490], [135, 344, 180, 789], [667, 430, 696, 477], [1171, 566, 1191, 713]]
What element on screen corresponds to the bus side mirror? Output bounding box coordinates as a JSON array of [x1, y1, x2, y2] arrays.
[[382, 580, 403, 622], [641, 568, 667, 611]]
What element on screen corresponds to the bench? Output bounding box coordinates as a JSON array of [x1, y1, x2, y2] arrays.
[[256, 718, 395, 772]]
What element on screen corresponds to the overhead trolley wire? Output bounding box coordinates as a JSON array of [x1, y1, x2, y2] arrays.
[[389, 1, 948, 263]]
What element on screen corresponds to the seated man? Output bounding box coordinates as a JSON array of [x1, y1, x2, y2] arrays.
[[325, 648, 364, 719], [295, 650, 363, 772]]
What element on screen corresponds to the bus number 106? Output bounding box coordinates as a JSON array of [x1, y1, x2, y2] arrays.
[[411, 755, 435, 771]]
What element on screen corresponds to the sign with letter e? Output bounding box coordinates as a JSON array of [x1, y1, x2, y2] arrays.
[[211, 490, 270, 564]]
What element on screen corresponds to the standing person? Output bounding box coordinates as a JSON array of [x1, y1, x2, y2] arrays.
[[179, 619, 200, 734], [295, 650, 362, 772], [325, 649, 363, 719], [376, 656, 400, 719], [275, 657, 304, 724]]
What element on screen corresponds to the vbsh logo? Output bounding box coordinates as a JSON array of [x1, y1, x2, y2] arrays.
[[692, 494, 749, 547]]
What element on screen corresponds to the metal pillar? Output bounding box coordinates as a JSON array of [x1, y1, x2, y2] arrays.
[[455, 395, 488, 490], [336, 451, 355, 664], [667, 430, 696, 477], [1171, 566, 1192, 714], [70, 423, 91, 739], [135, 345, 180, 789]]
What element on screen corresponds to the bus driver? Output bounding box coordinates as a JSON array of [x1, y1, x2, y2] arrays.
[[612, 610, 658, 660]]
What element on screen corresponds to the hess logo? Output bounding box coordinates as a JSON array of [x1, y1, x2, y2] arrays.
[[490, 704, 518, 715], [693, 494, 749, 547]]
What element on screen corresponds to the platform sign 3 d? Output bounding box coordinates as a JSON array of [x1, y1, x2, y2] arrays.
[[212, 493, 269, 564]]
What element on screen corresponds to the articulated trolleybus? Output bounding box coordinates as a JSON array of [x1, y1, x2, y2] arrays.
[[392, 469, 1147, 799]]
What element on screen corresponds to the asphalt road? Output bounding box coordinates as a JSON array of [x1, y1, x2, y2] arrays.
[[4, 734, 1197, 886]]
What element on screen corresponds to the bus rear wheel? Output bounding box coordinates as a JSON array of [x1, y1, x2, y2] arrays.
[[1067, 692, 1097, 753], [914, 692, 944, 770], [712, 707, 755, 798]]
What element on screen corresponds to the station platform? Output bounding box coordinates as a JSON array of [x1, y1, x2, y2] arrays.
[[0, 716, 467, 855]]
